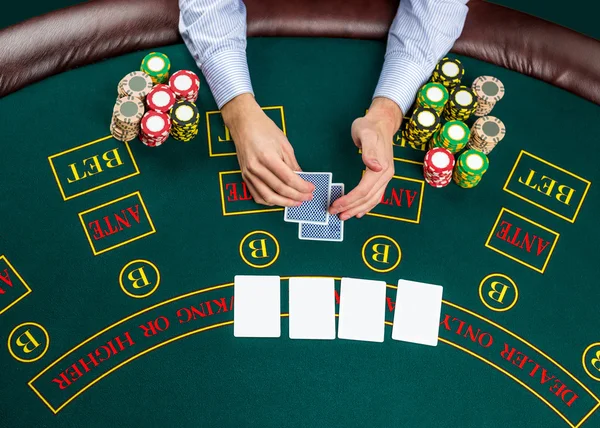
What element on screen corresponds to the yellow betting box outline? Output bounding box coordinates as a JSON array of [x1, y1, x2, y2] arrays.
[[207, 106, 287, 157], [28, 277, 600, 426], [394, 157, 425, 166], [365, 174, 425, 224], [0, 255, 32, 315], [357, 148, 424, 166], [485, 207, 560, 274], [48, 136, 140, 201], [503, 150, 591, 223], [77, 191, 156, 256], [218, 170, 283, 216]]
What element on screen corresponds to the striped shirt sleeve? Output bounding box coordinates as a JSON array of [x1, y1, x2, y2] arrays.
[[179, 0, 253, 109], [374, 0, 469, 115]]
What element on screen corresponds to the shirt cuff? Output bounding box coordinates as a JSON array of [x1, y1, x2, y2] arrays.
[[201, 50, 254, 109], [373, 55, 433, 115]]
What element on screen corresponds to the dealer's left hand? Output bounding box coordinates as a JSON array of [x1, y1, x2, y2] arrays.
[[330, 97, 403, 220]]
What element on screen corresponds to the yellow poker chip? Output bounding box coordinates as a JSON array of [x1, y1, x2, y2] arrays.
[[175, 105, 194, 122]]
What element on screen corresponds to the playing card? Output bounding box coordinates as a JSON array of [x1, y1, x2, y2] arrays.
[[338, 277, 387, 342], [234, 275, 281, 338], [392, 279, 443, 346], [298, 183, 344, 242], [288, 277, 336, 340], [284, 172, 332, 225]]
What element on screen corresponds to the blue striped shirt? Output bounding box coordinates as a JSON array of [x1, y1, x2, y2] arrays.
[[179, 0, 469, 113]]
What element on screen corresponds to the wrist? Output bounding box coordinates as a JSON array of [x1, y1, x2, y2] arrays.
[[221, 93, 260, 133], [367, 97, 403, 134]]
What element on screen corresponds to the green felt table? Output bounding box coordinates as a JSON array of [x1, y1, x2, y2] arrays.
[[1, 38, 600, 428]]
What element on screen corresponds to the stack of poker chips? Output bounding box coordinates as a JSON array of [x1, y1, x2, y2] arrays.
[[453, 149, 489, 188], [169, 70, 200, 103], [141, 52, 171, 84], [170, 100, 200, 142], [402, 107, 441, 144], [416, 82, 448, 114], [146, 84, 176, 113], [472, 76, 505, 116], [423, 147, 455, 188], [467, 116, 506, 154], [111, 96, 145, 142], [432, 57, 464, 89], [443, 86, 478, 122], [139, 110, 171, 147], [430, 120, 470, 153], [118, 71, 154, 100]]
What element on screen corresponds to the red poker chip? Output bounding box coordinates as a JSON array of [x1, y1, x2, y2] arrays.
[[141, 111, 171, 138], [424, 147, 454, 173], [425, 176, 452, 183], [147, 84, 176, 112], [139, 133, 168, 147], [424, 168, 452, 175], [426, 180, 451, 188], [183, 91, 199, 103], [169, 70, 200, 98]]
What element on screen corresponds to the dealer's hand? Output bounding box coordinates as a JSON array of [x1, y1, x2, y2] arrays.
[[330, 97, 402, 220], [221, 94, 315, 207]]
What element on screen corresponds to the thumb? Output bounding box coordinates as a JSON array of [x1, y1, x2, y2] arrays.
[[357, 128, 383, 173]]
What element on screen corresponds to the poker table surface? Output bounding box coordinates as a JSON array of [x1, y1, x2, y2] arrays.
[[2, 32, 600, 428]]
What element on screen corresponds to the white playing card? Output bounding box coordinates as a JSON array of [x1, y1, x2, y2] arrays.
[[338, 277, 387, 342], [392, 279, 443, 346], [288, 277, 335, 340], [234, 275, 281, 338], [299, 183, 344, 242], [284, 172, 332, 225]]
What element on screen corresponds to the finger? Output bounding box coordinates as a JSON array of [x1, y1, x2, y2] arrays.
[[281, 141, 302, 172], [330, 170, 381, 214], [265, 157, 315, 194], [243, 178, 266, 205], [340, 190, 384, 221], [282, 150, 302, 172], [253, 165, 313, 202], [251, 176, 302, 207], [335, 172, 389, 216]]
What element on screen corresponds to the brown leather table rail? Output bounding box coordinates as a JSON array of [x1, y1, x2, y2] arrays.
[[1, 0, 599, 104]]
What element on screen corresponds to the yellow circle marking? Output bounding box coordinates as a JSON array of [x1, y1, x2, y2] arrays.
[[361, 235, 402, 273], [478, 273, 519, 312], [239, 230, 280, 269], [582, 343, 600, 382], [7, 322, 50, 363], [119, 259, 161, 299]]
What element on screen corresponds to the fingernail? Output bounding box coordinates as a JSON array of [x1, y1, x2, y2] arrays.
[[357, 213, 364, 219], [295, 201, 303, 206], [330, 208, 338, 215]]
